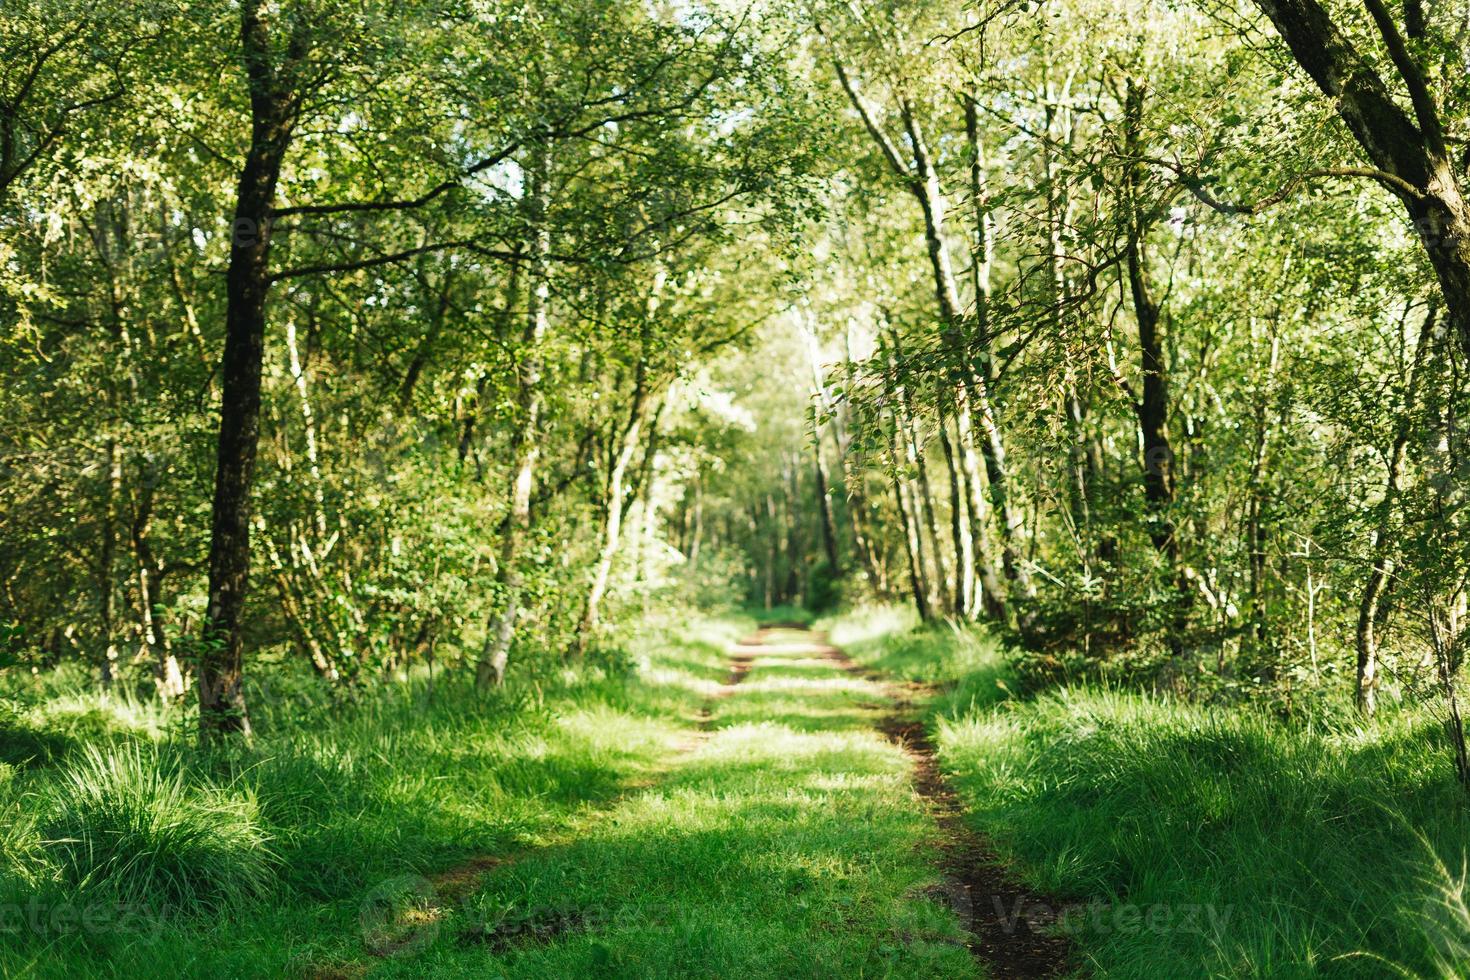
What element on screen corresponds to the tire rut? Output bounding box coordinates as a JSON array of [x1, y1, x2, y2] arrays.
[[816, 633, 1077, 979]]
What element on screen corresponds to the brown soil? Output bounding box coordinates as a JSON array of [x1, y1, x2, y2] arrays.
[[818, 633, 1077, 979], [431, 855, 506, 903]]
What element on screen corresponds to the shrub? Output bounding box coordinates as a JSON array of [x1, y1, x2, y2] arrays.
[[35, 744, 276, 915], [752, 604, 815, 627], [805, 561, 842, 614]]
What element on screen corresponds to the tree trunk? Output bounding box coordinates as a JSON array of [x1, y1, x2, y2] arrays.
[[829, 61, 1027, 607], [891, 447, 932, 622], [889, 331, 948, 612], [837, 326, 886, 594], [763, 494, 777, 609], [908, 419, 947, 610], [458, 265, 522, 475], [572, 268, 665, 655], [477, 144, 550, 689], [97, 439, 121, 689], [631, 402, 664, 603], [963, 94, 1008, 621], [1040, 70, 1093, 556], [935, 391, 973, 617], [796, 319, 843, 575], [902, 109, 1030, 604], [257, 522, 340, 682], [284, 316, 327, 539], [956, 405, 1004, 619], [1250, 0, 1470, 361], [810, 404, 841, 573], [1357, 307, 1436, 714], [881, 339, 932, 621], [688, 470, 704, 569], [1245, 327, 1281, 657], [781, 456, 802, 605], [1123, 80, 1178, 560], [130, 473, 186, 701], [572, 383, 652, 658], [199, 0, 302, 739], [397, 270, 452, 409]]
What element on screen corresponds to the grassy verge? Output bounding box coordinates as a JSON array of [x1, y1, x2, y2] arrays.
[[827, 604, 1470, 979]]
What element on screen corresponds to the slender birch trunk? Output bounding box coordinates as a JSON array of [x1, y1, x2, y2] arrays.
[[572, 383, 652, 656], [936, 389, 974, 618], [477, 144, 551, 689], [1357, 307, 1437, 714]]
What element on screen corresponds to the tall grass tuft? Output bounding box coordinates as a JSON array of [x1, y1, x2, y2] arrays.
[[36, 743, 276, 915], [0, 761, 42, 891]]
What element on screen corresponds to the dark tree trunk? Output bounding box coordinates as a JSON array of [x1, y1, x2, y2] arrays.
[[810, 404, 841, 573], [1251, 0, 1470, 360], [1123, 81, 1177, 559], [198, 0, 301, 740]]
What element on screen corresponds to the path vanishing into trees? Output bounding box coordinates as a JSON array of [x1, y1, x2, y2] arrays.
[[343, 627, 1073, 979]]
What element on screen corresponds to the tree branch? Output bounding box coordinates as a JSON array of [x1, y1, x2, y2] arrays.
[[271, 240, 523, 281], [1360, 0, 1445, 158], [1252, 0, 1431, 189], [819, 28, 912, 181], [1147, 156, 1427, 213]]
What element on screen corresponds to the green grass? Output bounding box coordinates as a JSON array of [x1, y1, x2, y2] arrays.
[[40, 599, 1463, 977], [0, 691, 162, 768], [830, 604, 1470, 979], [361, 628, 974, 978], [0, 616, 977, 978], [35, 742, 276, 914]]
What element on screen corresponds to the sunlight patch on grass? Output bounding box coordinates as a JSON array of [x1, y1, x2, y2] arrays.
[[733, 674, 878, 696], [638, 666, 726, 697]]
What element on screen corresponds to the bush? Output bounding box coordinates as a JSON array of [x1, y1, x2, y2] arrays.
[[35, 744, 276, 915], [752, 604, 815, 627]]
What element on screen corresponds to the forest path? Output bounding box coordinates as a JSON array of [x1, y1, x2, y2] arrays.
[[363, 625, 1074, 978], [781, 628, 1074, 979]]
